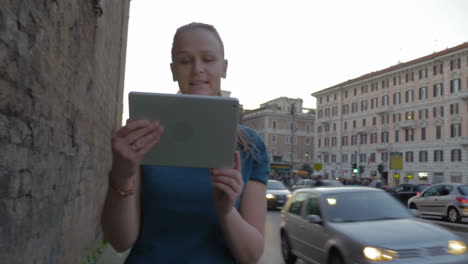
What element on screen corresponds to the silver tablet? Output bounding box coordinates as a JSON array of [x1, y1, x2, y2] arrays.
[[129, 92, 240, 168]]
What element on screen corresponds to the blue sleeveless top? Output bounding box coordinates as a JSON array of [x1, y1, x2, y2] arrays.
[[124, 126, 270, 264]]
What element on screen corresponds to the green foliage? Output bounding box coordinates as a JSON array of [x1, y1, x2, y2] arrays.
[[82, 241, 108, 264], [299, 163, 312, 173]]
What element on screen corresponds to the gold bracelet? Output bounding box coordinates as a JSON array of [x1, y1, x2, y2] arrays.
[[109, 178, 135, 197]]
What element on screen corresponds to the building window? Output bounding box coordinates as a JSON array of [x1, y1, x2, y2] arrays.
[[405, 90, 414, 103], [451, 173, 462, 183], [272, 121, 277, 129], [421, 127, 426, 140], [393, 92, 401, 105], [419, 86, 427, 100], [381, 131, 388, 142], [332, 137, 337, 147], [288, 136, 296, 144], [381, 152, 389, 162], [405, 151, 414, 162], [318, 139, 321, 147], [272, 135, 277, 143], [344, 90, 348, 98], [332, 106, 338, 116], [351, 153, 356, 163], [370, 153, 376, 163], [451, 149, 462, 162], [434, 150, 444, 162], [333, 123, 336, 131], [419, 151, 428, 162], [354, 88, 357, 96], [305, 137, 310, 145], [372, 117, 376, 126], [360, 153, 367, 163], [371, 97, 378, 109], [318, 126, 322, 133], [331, 154, 337, 163], [351, 135, 357, 145], [405, 129, 414, 142], [382, 95, 389, 106], [353, 120, 356, 128], [394, 130, 399, 142], [342, 136, 348, 146], [361, 100, 368, 111], [344, 121, 348, 130], [433, 83, 443, 97], [450, 78, 461, 93], [370, 133, 377, 144], [451, 124, 461, 137], [352, 102, 358, 113], [306, 124, 310, 133], [362, 118, 366, 126], [343, 104, 349, 115], [342, 154, 348, 163], [360, 134, 367, 145], [450, 103, 459, 115], [436, 126, 442, 139]]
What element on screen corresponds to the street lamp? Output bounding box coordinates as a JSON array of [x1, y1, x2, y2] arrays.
[[290, 102, 296, 173]]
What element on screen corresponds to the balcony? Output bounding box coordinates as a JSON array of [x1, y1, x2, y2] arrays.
[[461, 90, 468, 102], [376, 106, 392, 115], [449, 136, 468, 147], [399, 120, 416, 128], [354, 126, 369, 134], [376, 143, 391, 151]]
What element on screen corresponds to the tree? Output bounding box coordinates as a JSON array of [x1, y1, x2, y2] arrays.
[[300, 163, 313, 175]]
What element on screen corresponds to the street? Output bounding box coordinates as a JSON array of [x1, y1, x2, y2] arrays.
[[258, 209, 468, 264]]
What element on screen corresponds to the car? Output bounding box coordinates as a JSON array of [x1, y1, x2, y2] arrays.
[[290, 179, 343, 191], [391, 183, 432, 205], [407, 183, 468, 223], [280, 187, 468, 264], [266, 180, 291, 209]]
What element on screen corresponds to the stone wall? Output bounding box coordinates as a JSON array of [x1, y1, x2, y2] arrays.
[[0, 0, 129, 263]]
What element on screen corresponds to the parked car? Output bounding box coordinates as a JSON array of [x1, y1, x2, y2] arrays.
[[281, 187, 468, 264], [290, 179, 343, 191], [266, 180, 291, 209], [391, 183, 432, 205], [408, 183, 468, 223]]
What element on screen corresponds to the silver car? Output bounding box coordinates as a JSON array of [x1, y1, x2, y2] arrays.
[[266, 180, 291, 209], [280, 187, 468, 264], [407, 183, 468, 223]]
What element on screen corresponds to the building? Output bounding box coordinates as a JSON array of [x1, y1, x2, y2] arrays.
[[312, 42, 468, 186], [242, 97, 315, 174]]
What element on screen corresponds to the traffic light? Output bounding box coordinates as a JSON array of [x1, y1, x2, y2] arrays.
[[377, 164, 384, 174], [352, 163, 358, 174]]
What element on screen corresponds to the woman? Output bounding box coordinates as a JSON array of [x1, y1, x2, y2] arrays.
[[101, 22, 270, 263]]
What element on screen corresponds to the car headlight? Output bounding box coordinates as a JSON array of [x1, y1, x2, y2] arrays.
[[266, 194, 275, 199], [448, 240, 467, 255], [286, 194, 292, 198], [363, 247, 398, 261]]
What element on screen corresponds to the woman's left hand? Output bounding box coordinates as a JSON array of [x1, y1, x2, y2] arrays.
[[211, 151, 244, 217]]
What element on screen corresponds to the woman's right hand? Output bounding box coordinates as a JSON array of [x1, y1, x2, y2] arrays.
[[110, 119, 165, 181]]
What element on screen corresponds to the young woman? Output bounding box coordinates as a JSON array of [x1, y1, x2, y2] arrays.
[[101, 22, 270, 263]]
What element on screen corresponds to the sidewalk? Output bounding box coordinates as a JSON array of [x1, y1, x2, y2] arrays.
[[94, 245, 129, 264]]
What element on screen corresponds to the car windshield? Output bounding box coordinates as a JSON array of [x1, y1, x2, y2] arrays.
[[267, 181, 287, 190], [417, 185, 431, 191], [324, 191, 412, 223], [457, 186, 468, 195]]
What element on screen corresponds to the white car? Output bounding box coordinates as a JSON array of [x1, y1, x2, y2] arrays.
[[281, 187, 468, 264]]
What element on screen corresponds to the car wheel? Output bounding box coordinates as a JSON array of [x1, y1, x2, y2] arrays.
[[409, 203, 417, 209], [281, 233, 297, 264], [447, 207, 461, 223], [329, 251, 345, 264]]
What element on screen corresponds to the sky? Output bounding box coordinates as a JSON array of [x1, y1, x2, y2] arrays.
[[123, 0, 468, 120]]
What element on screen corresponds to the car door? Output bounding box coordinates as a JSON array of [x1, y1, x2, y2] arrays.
[[300, 193, 327, 264], [391, 185, 406, 203], [417, 185, 442, 214], [284, 192, 309, 252], [400, 184, 416, 204], [432, 185, 454, 217]]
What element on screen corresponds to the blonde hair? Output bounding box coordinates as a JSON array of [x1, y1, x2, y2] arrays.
[[172, 22, 260, 161]]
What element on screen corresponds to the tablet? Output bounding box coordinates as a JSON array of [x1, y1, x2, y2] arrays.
[[129, 92, 240, 168]]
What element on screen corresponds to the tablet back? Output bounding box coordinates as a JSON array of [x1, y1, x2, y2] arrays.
[[129, 92, 240, 168]]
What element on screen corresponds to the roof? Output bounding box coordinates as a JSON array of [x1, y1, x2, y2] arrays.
[[312, 42, 468, 97], [294, 186, 382, 194]]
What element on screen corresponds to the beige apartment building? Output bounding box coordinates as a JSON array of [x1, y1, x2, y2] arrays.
[[312, 43, 468, 186], [241, 97, 315, 174]]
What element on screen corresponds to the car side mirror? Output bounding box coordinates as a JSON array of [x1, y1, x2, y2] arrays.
[[409, 209, 421, 218], [306, 214, 322, 224]]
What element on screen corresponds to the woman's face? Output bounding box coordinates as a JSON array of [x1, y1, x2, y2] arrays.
[[171, 28, 228, 96]]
